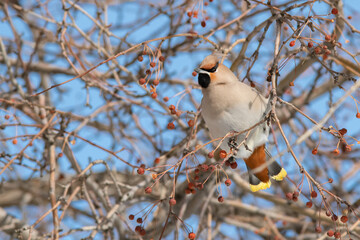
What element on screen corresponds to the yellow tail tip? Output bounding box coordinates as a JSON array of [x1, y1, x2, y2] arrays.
[[271, 168, 287, 181], [250, 180, 271, 192]]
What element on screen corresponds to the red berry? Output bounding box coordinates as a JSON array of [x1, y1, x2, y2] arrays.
[[286, 192, 293, 200], [348, 16, 352, 20], [169, 198, 176, 205], [289, 81, 294, 87], [225, 179, 231, 186], [188, 119, 194, 127], [191, 189, 196, 194], [185, 188, 191, 194], [289, 40, 295, 47], [230, 162, 238, 169], [208, 151, 214, 158], [150, 62, 156, 68], [293, 191, 299, 197], [146, 69, 151, 75], [4, 115, 10, 120], [306, 201, 313, 208], [308, 42, 313, 48], [331, 8, 338, 15], [137, 217, 143, 223], [140, 228, 146, 236], [204, 1, 208, 6], [135, 225, 141, 232], [137, 56, 143, 62], [163, 96, 169, 102], [12, 139, 18, 145], [314, 47, 321, 54], [151, 92, 157, 99], [357, 112, 360, 118], [340, 215, 348, 223], [332, 149, 340, 155], [189, 232, 196, 239], [196, 183, 204, 190], [327, 230, 334, 237], [153, 79, 159, 86], [328, 178, 333, 183], [325, 35, 331, 41], [159, 56, 165, 62], [129, 214, 134, 220], [187, 11, 192, 18], [145, 187, 152, 194], [58, 153, 63, 158], [167, 122, 175, 130], [345, 145, 352, 152], [201, 164, 209, 172], [192, 71, 197, 77], [219, 150, 227, 159], [311, 191, 318, 198], [139, 78, 146, 85], [137, 167, 145, 175], [339, 128, 347, 135], [218, 196, 224, 202], [201, 21, 206, 27], [315, 226, 322, 233], [331, 214, 338, 221], [292, 196, 298, 202], [169, 105, 175, 111], [326, 210, 332, 217], [209, 165, 215, 171], [334, 231, 341, 239], [312, 148, 318, 155], [250, 82, 255, 88]]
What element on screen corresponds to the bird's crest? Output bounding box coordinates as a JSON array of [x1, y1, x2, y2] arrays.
[[199, 54, 221, 71]]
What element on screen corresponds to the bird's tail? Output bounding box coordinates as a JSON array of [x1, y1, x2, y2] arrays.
[[245, 145, 287, 192], [265, 148, 287, 181]]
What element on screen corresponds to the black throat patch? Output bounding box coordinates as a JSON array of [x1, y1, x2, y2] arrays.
[[198, 73, 210, 88]]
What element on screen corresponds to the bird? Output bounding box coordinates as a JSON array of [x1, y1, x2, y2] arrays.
[[194, 54, 287, 192]]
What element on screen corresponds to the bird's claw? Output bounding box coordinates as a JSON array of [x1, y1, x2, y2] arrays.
[[228, 137, 238, 150]]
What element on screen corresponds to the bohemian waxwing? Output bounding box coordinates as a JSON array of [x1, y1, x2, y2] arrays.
[[195, 54, 287, 192]]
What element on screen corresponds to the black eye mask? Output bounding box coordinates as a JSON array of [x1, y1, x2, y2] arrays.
[[201, 62, 219, 73], [198, 73, 210, 88]]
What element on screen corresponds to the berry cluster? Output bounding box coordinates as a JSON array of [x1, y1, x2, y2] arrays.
[[137, 48, 166, 99]]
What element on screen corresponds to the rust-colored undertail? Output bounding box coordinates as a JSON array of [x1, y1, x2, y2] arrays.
[[244, 144, 271, 192]]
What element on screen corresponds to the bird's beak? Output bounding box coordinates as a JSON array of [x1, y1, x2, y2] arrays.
[[194, 67, 207, 74]]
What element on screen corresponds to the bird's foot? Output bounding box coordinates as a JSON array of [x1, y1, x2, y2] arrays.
[[228, 137, 238, 150]]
